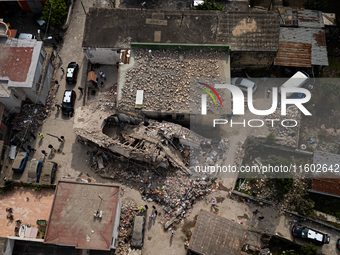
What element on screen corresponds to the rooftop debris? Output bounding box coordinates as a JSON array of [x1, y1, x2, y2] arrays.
[[118, 49, 227, 113]]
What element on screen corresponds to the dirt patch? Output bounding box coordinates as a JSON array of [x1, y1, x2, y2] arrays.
[[237, 214, 250, 220], [215, 196, 225, 203], [181, 215, 198, 238], [218, 182, 230, 192]]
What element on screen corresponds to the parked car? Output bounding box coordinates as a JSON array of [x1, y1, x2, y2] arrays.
[[28, 159, 43, 183], [337, 238, 340, 250], [12, 152, 28, 173], [40, 161, 58, 185], [66, 62, 79, 84], [231, 77, 257, 93], [292, 224, 330, 245], [61, 90, 76, 116], [18, 33, 36, 39], [131, 215, 145, 248]]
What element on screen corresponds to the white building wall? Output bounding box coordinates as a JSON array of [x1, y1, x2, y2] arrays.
[[84, 48, 120, 64]]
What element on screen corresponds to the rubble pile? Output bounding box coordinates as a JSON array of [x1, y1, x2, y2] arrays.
[[119, 49, 227, 112], [87, 149, 218, 229], [266, 106, 301, 147], [190, 138, 229, 170], [10, 103, 48, 141], [116, 199, 140, 255]]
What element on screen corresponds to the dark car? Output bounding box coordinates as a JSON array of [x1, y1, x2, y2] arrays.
[[131, 215, 145, 248], [12, 152, 28, 173], [66, 62, 79, 84], [40, 161, 58, 185], [61, 90, 76, 115], [337, 238, 340, 250], [292, 224, 330, 245]]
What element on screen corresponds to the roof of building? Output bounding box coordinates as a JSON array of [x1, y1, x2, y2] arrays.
[[297, 9, 324, 28], [278, 27, 328, 66], [188, 209, 248, 255], [44, 181, 120, 251], [279, 8, 324, 28], [83, 8, 280, 51], [274, 41, 312, 67], [0, 38, 42, 89], [12, 239, 78, 255], [0, 187, 54, 238], [118, 48, 230, 114], [313, 150, 340, 168], [311, 178, 340, 198]]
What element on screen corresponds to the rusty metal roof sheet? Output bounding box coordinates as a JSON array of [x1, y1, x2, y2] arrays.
[[275, 41, 312, 67], [279, 27, 328, 66], [188, 210, 248, 255], [44, 181, 120, 251], [297, 10, 324, 28], [311, 179, 340, 197]]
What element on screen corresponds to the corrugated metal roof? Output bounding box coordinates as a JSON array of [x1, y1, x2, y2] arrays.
[[279, 27, 328, 66], [311, 179, 340, 197], [298, 10, 324, 28], [275, 41, 312, 67]]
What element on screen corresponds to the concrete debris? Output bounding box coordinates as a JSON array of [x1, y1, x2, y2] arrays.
[[266, 106, 301, 147], [116, 199, 140, 255], [75, 106, 228, 175], [9, 103, 48, 142], [118, 49, 228, 113]]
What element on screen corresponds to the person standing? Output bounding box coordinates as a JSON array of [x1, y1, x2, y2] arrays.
[[253, 209, 259, 215], [78, 86, 83, 94], [39, 133, 44, 139], [258, 216, 265, 220], [55, 103, 61, 110], [55, 80, 60, 89], [30, 132, 36, 140], [60, 136, 65, 141], [27, 145, 36, 153], [41, 150, 47, 156], [102, 73, 106, 80], [61, 67, 65, 75]]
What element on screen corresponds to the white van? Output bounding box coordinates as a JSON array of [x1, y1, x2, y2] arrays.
[[279, 71, 309, 98]]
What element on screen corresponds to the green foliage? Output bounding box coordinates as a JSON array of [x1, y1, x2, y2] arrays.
[[265, 133, 276, 144], [292, 196, 315, 217], [299, 243, 318, 255], [303, 0, 327, 11], [194, 0, 224, 11], [41, 0, 67, 27], [282, 250, 297, 255]]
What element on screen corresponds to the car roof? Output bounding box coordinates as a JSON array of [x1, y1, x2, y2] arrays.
[[307, 229, 324, 242], [231, 77, 255, 88], [63, 90, 73, 103], [67, 68, 74, 78], [18, 33, 34, 39]]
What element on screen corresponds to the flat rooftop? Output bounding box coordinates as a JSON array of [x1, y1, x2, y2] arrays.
[[189, 209, 248, 255], [118, 48, 229, 113], [83, 8, 280, 51], [0, 187, 54, 238], [44, 181, 120, 250], [0, 38, 43, 89]]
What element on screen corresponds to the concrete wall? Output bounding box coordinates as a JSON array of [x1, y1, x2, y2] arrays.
[[231, 51, 277, 68], [83, 48, 120, 64]]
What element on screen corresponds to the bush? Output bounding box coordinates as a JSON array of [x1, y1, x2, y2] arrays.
[[303, 0, 327, 11], [194, 0, 224, 11], [265, 133, 275, 144], [41, 0, 67, 27], [299, 243, 318, 255]]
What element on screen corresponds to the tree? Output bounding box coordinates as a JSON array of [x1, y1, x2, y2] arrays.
[[41, 0, 67, 28], [303, 0, 327, 11], [265, 133, 275, 144], [194, 0, 224, 11], [299, 243, 318, 255]]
